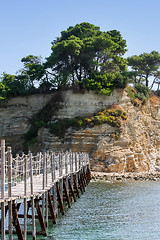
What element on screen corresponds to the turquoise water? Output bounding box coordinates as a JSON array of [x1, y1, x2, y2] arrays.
[[11, 181, 160, 240], [41, 181, 160, 240]]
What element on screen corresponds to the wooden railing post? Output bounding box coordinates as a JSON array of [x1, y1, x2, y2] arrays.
[[70, 151, 74, 187], [65, 153, 69, 192], [45, 152, 48, 227], [24, 155, 28, 240], [1, 139, 5, 240], [0, 145, 90, 240], [59, 152, 63, 202], [29, 152, 36, 240], [7, 146, 12, 240], [51, 152, 54, 182], [52, 152, 57, 216]]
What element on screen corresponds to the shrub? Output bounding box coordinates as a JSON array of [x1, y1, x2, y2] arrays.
[[126, 86, 136, 100], [127, 84, 149, 105], [34, 120, 48, 128], [49, 121, 64, 136], [121, 112, 128, 120], [92, 116, 102, 125], [27, 105, 128, 139], [111, 72, 129, 88], [76, 119, 83, 127], [134, 83, 149, 99], [107, 116, 117, 126]]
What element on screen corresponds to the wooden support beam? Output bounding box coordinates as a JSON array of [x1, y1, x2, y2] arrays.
[[53, 184, 58, 216], [17, 203, 21, 212], [63, 179, 71, 208], [87, 168, 91, 184], [56, 182, 64, 215], [68, 179, 76, 202], [82, 172, 87, 187], [73, 175, 80, 198], [18, 214, 54, 220], [80, 173, 85, 192], [8, 201, 12, 240], [35, 199, 47, 236], [0, 205, 9, 230], [45, 191, 48, 228], [81, 172, 86, 190], [24, 198, 27, 240], [0, 147, 90, 240], [48, 191, 56, 224], [12, 202, 24, 240], [78, 175, 83, 194]]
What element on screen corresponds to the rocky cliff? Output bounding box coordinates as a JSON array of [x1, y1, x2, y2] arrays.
[[0, 89, 160, 174]]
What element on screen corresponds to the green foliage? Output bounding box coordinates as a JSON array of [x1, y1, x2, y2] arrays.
[[24, 127, 38, 147], [2, 23, 160, 98], [111, 72, 129, 88], [82, 72, 128, 95], [82, 73, 114, 95], [23, 92, 63, 148], [0, 81, 9, 101], [134, 84, 149, 99], [46, 22, 127, 91], [127, 51, 160, 88], [0, 23, 128, 100], [34, 120, 48, 128], [126, 86, 136, 100], [49, 107, 128, 137], [0, 72, 39, 102], [126, 84, 149, 105], [20, 55, 45, 89]]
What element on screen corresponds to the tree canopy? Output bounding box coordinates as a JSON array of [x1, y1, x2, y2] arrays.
[[45, 22, 128, 89], [1, 22, 160, 101], [127, 51, 160, 88]]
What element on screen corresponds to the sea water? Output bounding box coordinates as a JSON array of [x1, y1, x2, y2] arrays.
[[15, 181, 160, 239]]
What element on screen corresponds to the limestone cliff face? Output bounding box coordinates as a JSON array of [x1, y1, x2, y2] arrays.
[[0, 89, 160, 174], [0, 93, 54, 152], [35, 92, 160, 174], [0, 89, 125, 153], [91, 95, 160, 173]]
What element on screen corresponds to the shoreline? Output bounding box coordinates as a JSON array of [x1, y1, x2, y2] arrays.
[[91, 171, 160, 182]]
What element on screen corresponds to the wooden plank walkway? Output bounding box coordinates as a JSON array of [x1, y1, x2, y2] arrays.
[[0, 140, 91, 240]]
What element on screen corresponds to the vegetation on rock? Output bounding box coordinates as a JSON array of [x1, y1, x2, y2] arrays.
[[127, 51, 160, 88], [49, 107, 128, 138], [23, 92, 62, 148], [126, 83, 149, 106]]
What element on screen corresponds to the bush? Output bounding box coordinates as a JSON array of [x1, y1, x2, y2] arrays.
[[92, 116, 102, 125], [34, 120, 48, 128], [111, 72, 129, 88], [126, 86, 136, 100], [135, 83, 149, 98], [49, 121, 64, 136], [134, 83, 149, 103], [127, 84, 149, 105], [82, 73, 114, 95], [121, 112, 127, 120]]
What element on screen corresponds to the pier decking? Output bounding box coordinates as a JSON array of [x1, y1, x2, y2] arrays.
[[0, 140, 90, 240]]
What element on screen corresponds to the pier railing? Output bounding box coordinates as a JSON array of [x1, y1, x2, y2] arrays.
[[0, 139, 90, 240]]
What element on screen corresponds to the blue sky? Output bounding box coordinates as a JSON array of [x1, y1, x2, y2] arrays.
[[1, 0, 160, 75]]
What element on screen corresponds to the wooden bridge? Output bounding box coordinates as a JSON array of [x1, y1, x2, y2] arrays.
[[0, 140, 90, 240]]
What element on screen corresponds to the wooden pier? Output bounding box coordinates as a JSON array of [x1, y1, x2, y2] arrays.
[[0, 140, 90, 240]]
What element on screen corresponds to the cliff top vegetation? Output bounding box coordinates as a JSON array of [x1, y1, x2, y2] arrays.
[[0, 22, 160, 102]]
